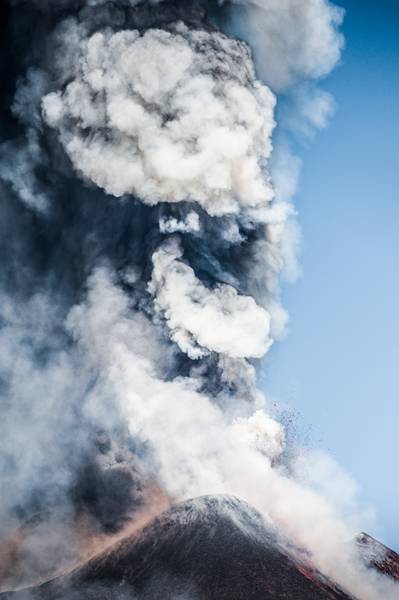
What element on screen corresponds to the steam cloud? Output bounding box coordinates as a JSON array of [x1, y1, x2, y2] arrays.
[[0, 1, 397, 599], [42, 22, 276, 216]]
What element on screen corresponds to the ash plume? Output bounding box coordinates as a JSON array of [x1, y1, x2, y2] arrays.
[[0, 1, 397, 599]]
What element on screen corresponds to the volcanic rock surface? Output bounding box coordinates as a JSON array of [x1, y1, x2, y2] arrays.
[[356, 533, 399, 583], [1, 495, 354, 600]]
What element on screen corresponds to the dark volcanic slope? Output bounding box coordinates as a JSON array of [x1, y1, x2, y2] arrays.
[[357, 533, 399, 583], [1, 496, 353, 600]]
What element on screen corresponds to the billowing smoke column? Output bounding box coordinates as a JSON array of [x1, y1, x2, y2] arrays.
[[0, 1, 397, 599]]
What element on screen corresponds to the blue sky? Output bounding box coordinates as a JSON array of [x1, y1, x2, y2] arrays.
[[263, 0, 399, 549]]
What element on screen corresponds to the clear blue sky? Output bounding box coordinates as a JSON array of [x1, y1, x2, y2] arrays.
[[263, 0, 399, 549]]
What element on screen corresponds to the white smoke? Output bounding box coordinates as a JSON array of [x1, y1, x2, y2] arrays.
[[0, 68, 51, 211], [226, 0, 345, 92], [42, 21, 276, 218], [67, 267, 287, 497], [0, 132, 49, 212], [149, 238, 272, 359], [159, 211, 200, 235]]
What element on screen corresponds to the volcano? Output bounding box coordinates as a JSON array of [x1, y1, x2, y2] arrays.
[[356, 533, 399, 583], [1, 495, 356, 600]]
